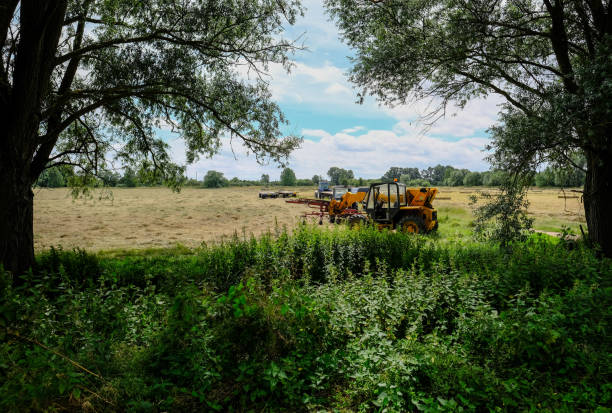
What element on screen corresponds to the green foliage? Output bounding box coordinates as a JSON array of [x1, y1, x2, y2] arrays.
[[481, 170, 508, 187], [400, 176, 430, 187], [1, 227, 610, 411], [463, 171, 482, 186], [203, 170, 228, 188], [325, 0, 612, 255], [470, 183, 534, 245], [535, 163, 586, 187], [119, 167, 139, 187], [327, 167, 354, 185], [6, 0, 303, 199], [383, 167, 419, 182], [296, 178, 314, 186], [35, 165, 75, 188], [280, 168, 297, 186], [36, 167, 65, 188], [99, 169, 122, 187], [444, 169, 470, 186], [260, 174, 270, 185]]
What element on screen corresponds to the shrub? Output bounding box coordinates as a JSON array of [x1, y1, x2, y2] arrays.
[[1, 227, 610, 411]]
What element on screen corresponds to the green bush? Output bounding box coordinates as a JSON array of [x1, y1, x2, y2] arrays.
[[1, 227, 610, 411]]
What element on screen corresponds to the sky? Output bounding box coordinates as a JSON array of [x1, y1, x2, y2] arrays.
[[168, 0, 504, 181]]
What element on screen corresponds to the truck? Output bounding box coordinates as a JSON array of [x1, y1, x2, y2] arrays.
[[314, 180, 332, 199]]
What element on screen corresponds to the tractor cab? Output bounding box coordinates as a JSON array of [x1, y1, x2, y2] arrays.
[[332, 186, 349, 200], [364, 182, 407, 222]]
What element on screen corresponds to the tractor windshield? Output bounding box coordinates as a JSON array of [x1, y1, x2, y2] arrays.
[[366, 184, 389, 209], [333, 186, 348, 200]]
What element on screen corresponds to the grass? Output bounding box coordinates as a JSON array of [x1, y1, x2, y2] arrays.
[[33, 186, 586, 252], [1, 224, 610, 412]]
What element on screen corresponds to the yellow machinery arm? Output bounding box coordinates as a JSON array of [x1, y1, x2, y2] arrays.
[[329, 191, 366, 216], [405, 188, 438, 206], [376, 188, 438, 207]]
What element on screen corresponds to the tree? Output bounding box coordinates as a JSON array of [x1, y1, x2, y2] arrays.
[[0, 0, 302, 274], [400, 176, 430, 187], [444, 169, 467, 187], [98, 169, 121, 187], [203, 170, 228, 188], [463, 172, 483, 187], [260, 174, 270, 185], [327, 167, 354, 185], [327, 0, 612, 255], [119, 167, 139, 187], [535, 164, 586, 187], [280, 167, 297, 186], [36, 167, 65, 188], [382, 167, 420, 182], [421, 165, 450, 186], [311, 174, 320, 185], [296, 178, 313, 186], [482, 170, 508, 187]]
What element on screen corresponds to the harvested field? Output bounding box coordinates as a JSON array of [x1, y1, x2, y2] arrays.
[[435, 187, 586, 232], [33, 186, 587, 251], [33, 187, 313, 252]]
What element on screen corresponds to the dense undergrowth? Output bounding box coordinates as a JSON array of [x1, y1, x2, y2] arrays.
[[1, 225, 610, 411]]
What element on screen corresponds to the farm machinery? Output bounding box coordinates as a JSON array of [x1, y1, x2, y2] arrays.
[[288, 182, 439, 233], [364, 182, 438, 233], [258, 190, 297, 199], [287, 186, 368, 224]]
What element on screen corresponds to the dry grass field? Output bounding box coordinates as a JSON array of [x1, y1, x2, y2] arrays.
[[33, 186, 586, 252]]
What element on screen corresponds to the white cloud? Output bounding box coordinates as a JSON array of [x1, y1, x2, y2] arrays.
[[341, 126, 365, 134], [324, 82, 352, 96], [384, 95, 505, 138], [169, 124, 491, 181]]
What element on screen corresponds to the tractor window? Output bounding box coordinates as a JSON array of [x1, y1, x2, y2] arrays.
[[366, 186, 377, 209], [377, 184, 391, 209], [366, 184, 385, 209], [333, 186, 348, 200], [397, 183, 407, 206]]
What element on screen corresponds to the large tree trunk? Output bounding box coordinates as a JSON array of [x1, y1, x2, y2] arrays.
[[0, 164, 35, 275], [0, 1, 68, 275], [584, 149, 612, 257]]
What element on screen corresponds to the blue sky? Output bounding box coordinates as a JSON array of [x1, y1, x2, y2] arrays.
[[169, 0, 503, 180]]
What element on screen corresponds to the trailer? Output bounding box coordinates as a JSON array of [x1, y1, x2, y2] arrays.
[[258, 191, 279, 199]]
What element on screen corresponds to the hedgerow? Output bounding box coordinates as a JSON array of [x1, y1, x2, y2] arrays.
[[1, 225, 610, 411]]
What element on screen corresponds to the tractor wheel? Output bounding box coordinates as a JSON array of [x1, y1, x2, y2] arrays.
[[432, 221, 439, 232], [397, 216, 426, 234]]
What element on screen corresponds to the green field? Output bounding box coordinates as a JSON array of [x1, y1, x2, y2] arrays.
[[2, 225, 610, 411]]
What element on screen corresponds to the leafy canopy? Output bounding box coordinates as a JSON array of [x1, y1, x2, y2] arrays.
[[326, 0, 612, 243], [325, 0, 611, 172], [280, 167, 297, 186], [2, 0, 303, 188]]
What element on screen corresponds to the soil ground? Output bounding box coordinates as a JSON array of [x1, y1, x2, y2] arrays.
[[33, 186, 586, 252]]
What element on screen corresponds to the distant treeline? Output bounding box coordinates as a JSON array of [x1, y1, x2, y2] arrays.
[[380, 165, 585, 187], [35, 164, 585, 189]]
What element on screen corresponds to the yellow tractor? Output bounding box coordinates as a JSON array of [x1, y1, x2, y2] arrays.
[[287, 182, 439, 233], [364, 182, 438, 233]]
